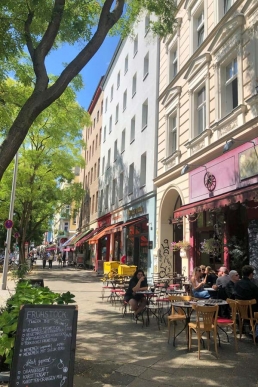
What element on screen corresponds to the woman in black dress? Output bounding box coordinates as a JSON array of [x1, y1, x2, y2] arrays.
[[124, 269, 148, 318]]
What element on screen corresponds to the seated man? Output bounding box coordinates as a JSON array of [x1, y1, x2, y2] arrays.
[[234, 265, 258, 312], [124, 269, 148, 319], [225, 270, 239, 299]]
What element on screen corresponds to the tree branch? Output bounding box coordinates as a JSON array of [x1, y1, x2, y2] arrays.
[[24, 9, 35, 59]]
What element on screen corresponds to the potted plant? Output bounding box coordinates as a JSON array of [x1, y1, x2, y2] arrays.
[[171, 240, 191, 252], [200, 238, 221, 254]]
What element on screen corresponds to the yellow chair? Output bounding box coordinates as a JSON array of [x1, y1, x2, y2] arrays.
[[217, 299, 238, 351], [167, 295, 194, 345], [236, 299, 256, 344], [189, 304, 219, 359]]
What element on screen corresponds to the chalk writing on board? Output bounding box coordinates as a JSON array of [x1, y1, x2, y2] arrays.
[[10, 305, 77, 387]]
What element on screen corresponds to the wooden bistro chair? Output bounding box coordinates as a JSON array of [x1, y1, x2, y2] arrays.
[[217, 299, 238, 351], [236, 299, 256, 344], [189, 304, 219, 359], [168, 295, 193, 345]]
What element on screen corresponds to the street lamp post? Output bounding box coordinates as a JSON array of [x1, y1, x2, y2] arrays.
[[2, 153, 19, 290]]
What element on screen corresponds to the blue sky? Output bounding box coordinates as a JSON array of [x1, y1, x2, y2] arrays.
[[45, 36, 119, 110]]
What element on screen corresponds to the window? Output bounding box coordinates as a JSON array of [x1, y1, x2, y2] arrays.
[[143, 53, 149, 79], [117, 71, 120, 89], [196, 87, 206, 135], [92, 195, 95, 214], [112, 178, 117, 204], [90, 167, 93, 184], [132, 73, 137, 97], [92, 141, 94, 156], [119, 172, 124, 200], [101, 101, 103, 115], [100, 190, 103, 212], [99, 128, 102, 145], [197, 10, 204, 48], [102, 156, 105, 175], [94, 163, 96, 180], [109, 116, 112, 133], [110, 85, 114, 101], [145, 14, 150, 35], [225, 58, 238, 114], [128, 163, 134, 194], [168, 115, 177, 154], [169, 47, 177, 82], [123, 90, 127, 111], [121, 129, 126, 153], [114, 140, 118, 161], [107, 148, 111, 169], [64, 222, 69, 232], [130, 116, 135, 143], [115, 104, 119, 123], [142, 99, 148, 129], [133, 35, 138, 57], [105, 97, 108, 112], [86, 150, 88, 163], [95, 191, 98, 212], [96, 135, 98, 149], [103, 126, 106, 142], [105, 184, 109, 209], [97, 158, 100, 177], [93, 118, 96, 128], [97, 111, 99, 122], [140, 153, 146, 186], [124, 55, 128, 74], [89, 146, 91, 160], [224, 0, 232, 14], [88, 172, 90, 186]]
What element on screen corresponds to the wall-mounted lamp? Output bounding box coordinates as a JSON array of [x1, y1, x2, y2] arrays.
[[181, 164, 207, 175], [147, 222, 153, 230], [223, 138, 258, 158]]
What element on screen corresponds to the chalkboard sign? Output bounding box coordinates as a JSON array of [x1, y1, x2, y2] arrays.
[[9, 305, 78, 387], [248, 219, 258, 281]]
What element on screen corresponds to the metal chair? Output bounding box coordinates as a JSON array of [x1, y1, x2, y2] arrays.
[[189, 304, 219, 359]]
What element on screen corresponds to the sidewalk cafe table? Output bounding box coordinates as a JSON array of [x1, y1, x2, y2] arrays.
[[170, 299, 228, 347]]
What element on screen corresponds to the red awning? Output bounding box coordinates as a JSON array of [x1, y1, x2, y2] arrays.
[[88, 224, 122, 245], [174, 183, 258, 218], [113, 216, 148, 232], [75, 227, 103, 247]]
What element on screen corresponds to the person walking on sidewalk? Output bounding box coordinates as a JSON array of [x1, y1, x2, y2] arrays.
[[48, 254, 53, 269]]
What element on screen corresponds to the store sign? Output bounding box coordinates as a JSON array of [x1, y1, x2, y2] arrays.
[[239, 146, 258, 180], [127, 206, 144, 217]]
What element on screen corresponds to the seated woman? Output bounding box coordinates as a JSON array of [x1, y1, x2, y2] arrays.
[[205, 266, 217, 286], [190, 267, 210, 299], [124, 269, 148, 318]]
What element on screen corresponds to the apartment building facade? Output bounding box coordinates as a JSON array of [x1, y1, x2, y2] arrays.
[[155, 0, 258, 278], [88, 15, 160, 276]]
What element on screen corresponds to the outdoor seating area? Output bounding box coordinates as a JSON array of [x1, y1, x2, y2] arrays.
[[100, 270, 258, 359]]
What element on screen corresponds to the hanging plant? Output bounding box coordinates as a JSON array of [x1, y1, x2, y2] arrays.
[[200, 238, 221, 254], [171, 241, 191, 251]]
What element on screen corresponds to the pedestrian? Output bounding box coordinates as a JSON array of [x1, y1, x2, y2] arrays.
[[48, 254, 53, 269], [58, 252, 62, 267], [62, 252, 66, 267], [43, 253, 47, 269]]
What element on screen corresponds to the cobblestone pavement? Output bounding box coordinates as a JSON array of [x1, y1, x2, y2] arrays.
[[0, 261, 258, 386]]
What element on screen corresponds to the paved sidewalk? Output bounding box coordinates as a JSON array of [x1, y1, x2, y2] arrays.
[[1, 261, 258, 386]]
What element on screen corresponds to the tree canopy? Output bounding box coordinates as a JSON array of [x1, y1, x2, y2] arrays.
[[0, 0, 178, 180], [0, 79, 89, 261]]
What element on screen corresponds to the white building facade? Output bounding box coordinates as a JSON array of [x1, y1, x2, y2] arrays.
[[94, 15, 160, 276]]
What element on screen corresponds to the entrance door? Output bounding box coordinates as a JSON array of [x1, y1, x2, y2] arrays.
[[173, 224, 183, 274]]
